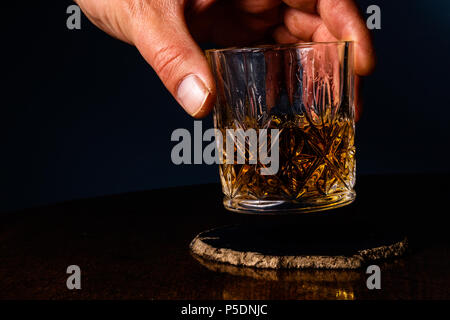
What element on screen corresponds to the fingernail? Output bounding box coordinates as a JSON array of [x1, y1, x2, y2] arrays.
[[177, 74, 210, 116]]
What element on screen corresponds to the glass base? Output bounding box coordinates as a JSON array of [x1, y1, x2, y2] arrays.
[[223, 190, 356, 215]]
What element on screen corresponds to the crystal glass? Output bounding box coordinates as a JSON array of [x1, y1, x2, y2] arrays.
[[206, 42, 356, 214]]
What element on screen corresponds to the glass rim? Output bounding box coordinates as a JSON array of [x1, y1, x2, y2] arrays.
[[205, 41, 353, 54]]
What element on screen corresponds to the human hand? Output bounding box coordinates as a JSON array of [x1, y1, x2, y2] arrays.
[[75, 0, 374, 119]]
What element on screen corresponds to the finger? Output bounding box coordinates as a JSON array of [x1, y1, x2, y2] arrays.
[[283, 0, 375, 76], [273, 25, 301, 43], [131, 1, 215, 118], [283, 7, 322, 41], [316, 0, 375, 75]]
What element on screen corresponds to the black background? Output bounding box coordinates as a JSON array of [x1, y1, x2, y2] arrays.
[[2, 0, 450, 213]]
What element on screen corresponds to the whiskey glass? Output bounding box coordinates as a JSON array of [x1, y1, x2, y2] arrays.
[[206, 42, 356, 214]]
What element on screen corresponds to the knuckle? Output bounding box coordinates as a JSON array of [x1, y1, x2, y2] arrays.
[[151, 45, 185, 81]]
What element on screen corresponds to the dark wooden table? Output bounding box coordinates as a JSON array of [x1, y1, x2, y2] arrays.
[[1, 174, 449, 300]]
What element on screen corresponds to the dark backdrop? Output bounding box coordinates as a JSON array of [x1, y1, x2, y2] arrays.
[[1, 0, 449, 212]]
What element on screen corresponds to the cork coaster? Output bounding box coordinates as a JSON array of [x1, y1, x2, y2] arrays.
[[190, 224, 408, 269]]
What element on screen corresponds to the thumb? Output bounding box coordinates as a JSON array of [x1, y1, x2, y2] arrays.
[[131, 2, 216, 118]]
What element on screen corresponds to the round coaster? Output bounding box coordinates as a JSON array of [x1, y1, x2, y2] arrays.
[[190, 223, 408, 269]]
